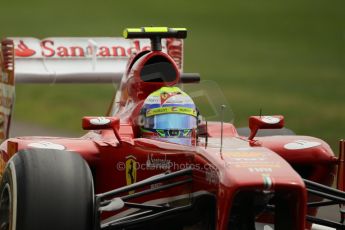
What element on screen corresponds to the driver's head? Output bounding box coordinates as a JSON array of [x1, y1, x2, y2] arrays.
[[139, 87, 197, 146]]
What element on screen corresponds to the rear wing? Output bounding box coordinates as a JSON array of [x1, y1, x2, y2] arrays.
[[5, 37, 184, 83], [0, 37, 184, 141]]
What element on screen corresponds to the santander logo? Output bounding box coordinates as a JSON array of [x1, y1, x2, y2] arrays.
[[13, 39, 151, 58], [12, 38, 183, 69], [40, 40, 150, 58], [15, 40, 36, 57]]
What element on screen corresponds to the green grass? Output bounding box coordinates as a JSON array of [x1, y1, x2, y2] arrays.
[[1, 0, 344, 151]]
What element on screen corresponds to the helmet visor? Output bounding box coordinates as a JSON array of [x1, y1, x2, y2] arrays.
[[145, 114, 197, 130]]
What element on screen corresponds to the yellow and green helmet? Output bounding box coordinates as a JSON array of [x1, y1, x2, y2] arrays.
[[140, 86, 197, 145]]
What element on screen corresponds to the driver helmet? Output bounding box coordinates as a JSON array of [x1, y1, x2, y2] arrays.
[[139, 86, 197, 146]]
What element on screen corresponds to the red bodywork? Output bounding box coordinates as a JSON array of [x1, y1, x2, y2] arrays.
[[0, 36, 339, 230]]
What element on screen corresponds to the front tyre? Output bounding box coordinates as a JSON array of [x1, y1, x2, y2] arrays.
[[0, 180, 13, 230], [0, 149, 94, 230]]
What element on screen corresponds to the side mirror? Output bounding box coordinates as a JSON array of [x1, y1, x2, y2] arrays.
[[82, 116, 121, 140], [248, 115, 284, 140]]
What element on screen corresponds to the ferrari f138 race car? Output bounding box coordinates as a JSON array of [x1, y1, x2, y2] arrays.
[[0, 27, 344, 230]]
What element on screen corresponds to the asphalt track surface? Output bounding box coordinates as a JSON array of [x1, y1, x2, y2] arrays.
[[10, 120, 341, 226]]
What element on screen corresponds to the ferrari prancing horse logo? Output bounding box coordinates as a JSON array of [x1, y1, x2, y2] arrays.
[[125, 155, 137, 187]]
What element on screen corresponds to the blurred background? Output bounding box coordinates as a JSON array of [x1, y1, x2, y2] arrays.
[[0, 0, 344, 151]]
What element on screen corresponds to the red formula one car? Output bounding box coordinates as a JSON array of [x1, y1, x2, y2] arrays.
[[0, 27, 344, 230]]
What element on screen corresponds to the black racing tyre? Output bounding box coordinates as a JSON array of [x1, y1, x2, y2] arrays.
[[0, 149, 94, 230]]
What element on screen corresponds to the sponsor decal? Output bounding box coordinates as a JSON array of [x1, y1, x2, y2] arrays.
[[15, 40, 36, 57], [162, 94, 193, 105], [40, 39, 149, 58], [232, 157, 265, 162], [284, 140, 321, 150], [146, 106, 197, 117], [160, 91, 179, 105], [225, 152, 265, 158], [41, 39, 149, 58], [261, 116, 280, 124], [232, 161, 281, 173], [205, 168, 219, 185], [125, 155, 137, 190], [146, 153, 171, 170], [249, 168, 273, 173], [11, 38, 183, 73], [234, 162, 281, 168], [11, 39, 155, 58], [225, 152, 266, 162], [28, 141, 66, 150], [90, 117, 111, 125]]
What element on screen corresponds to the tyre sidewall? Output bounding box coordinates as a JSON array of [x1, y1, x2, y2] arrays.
[[0, 161, 18, 230]]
